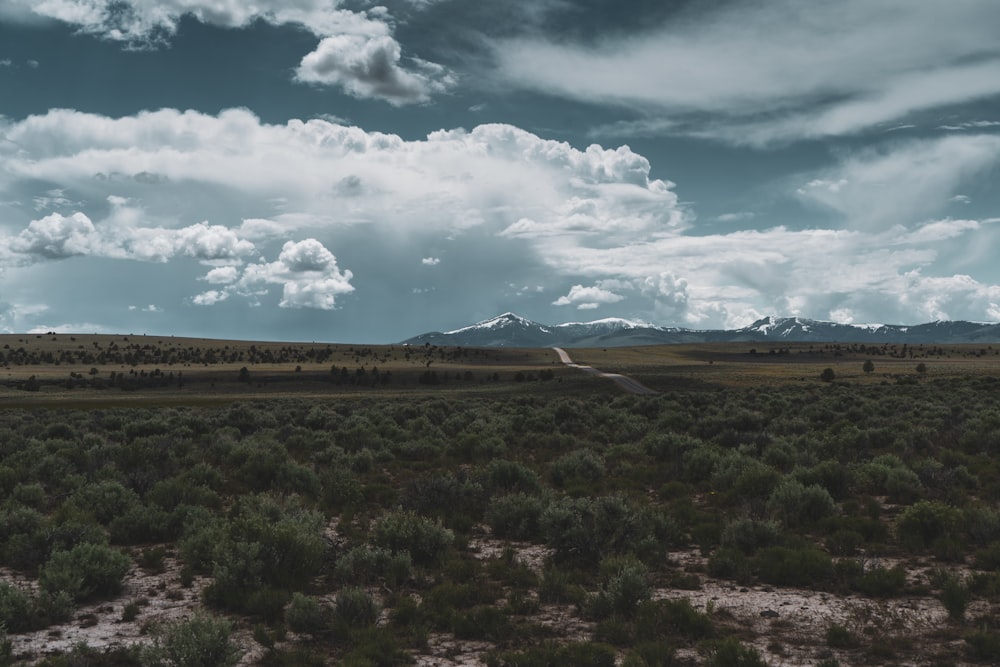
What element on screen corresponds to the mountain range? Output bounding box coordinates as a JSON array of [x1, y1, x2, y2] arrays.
[[401, 313, 1000, 348]]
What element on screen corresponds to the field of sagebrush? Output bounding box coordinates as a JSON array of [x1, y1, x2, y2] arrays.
[[2, 351, 1000, 665]]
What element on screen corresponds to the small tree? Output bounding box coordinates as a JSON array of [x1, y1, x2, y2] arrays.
[[820, 368, 836, 382], [863, 359, 875, 375], [916, 362, 927, 375]]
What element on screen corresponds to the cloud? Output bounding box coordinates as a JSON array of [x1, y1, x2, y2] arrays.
[[553, 284, 625, 309], [11, 212, 104, 259], [296, 34, 453, 105], [716, 211, 755, 223], [795, 135, 1000, 230], [192, 290, 228, 306], [203, 266, 239, 284], [236, 239, 354, 310], [939, 120, 1000, 131], [6, 0, 451, 103], [6, 211, 257, 265], [0, 108, 681, 240], [421, 257, 440, 266], [3, 108, 999, 328], [496, 1, 1000, 145]]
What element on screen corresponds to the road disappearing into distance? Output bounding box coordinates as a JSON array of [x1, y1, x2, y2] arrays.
[[552, 347, 658, 396]]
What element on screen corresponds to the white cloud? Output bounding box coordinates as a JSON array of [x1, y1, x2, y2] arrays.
[[716, 211, 755, 223], [497, 1, 1000, 145], [203, 266, 239, 284], [6, 211, 257, 265], [0, 59, 12, 67], [192, 290, 228, 306], [9, 0, 451, 103], [296, 34, 453, 105], [3, 108, 999, 328], [234, 239, 354, 310], [553, 284, 625, 309], [11, 212, 104, 259], [796, 135, 1000, 230], [939, 120, 1000, 131], [0, 108, 681, 240], [421, 257, 440, 266]]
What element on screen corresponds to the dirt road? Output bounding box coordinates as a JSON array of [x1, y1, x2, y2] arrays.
[[552, 347, 658, 395]]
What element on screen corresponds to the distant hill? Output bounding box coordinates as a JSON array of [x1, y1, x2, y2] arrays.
[[401, 313, 1000, 348]]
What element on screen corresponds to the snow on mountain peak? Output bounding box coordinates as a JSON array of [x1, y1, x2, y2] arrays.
[[445, 313, 543, 334]]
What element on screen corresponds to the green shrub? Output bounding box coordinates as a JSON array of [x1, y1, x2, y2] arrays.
[[707, 547, 751, 584], [478, 459, 542, 496], [109, 504, 172, 545], [539, 566, 586, 605], [826, 623, 859, 648], [704, 637, 768, 667], [540, 494, 673, 566], [204, 495, 325, 615], [935, 569, 969, 622], [68, 481, 141, 524], [854, 565, 907, 597], [765, 479, 835, 528], [720, 518, 782, 555], [586, 556, 651, 620], [39, 542, 131, 602], [634, 598, 713, 642], [178, 516, 227, 574], [485, 493, 547, 541], [752, 546, 833, 587], [623, 641, 679, 667], [486, 641, 616, 667], [284, 593, 330, 637], [883, 467, 924, 504], [975, 542, 1000, 571], [549, 450, 606, 488], [896, 501, 963, 552], [333, 587, 381, 632], [0, 583, 33, 633], [825, 529, 863, 556], [371, 510, 454, 567], [966, 628, 1000, 662], [144, 612, 241, 667], [333, 545, 413, 587], [452, 605, 514, 641]]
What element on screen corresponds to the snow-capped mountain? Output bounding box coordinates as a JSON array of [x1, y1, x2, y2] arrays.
[[401, 314, 1000, 348]]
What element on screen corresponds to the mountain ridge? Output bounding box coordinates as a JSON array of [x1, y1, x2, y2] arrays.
[[402, 313, 1000, 348]]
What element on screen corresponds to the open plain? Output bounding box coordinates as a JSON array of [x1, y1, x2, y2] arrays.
[[2, 335, 1000, 666]]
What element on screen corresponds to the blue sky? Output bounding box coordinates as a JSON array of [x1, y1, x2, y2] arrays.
[[1, 0, 999, 342]]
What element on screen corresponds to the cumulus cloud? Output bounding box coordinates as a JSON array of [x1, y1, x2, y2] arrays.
[[202, 266, 239, 284], [236, 239, 354, 310], [421, 257, 440, 266], [5, 0, 451, 103], [2, 108, 999, 328], [11, 212, 104, 259], [497, 1, 1000, 145], [5, 211, 257, 265], [0, 108, 682, 239], [296, 34, 453, 105], [553, 284, 625, 310]]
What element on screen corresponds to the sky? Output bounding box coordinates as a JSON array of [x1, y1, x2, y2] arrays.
[[1, 1, 999, 342]]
